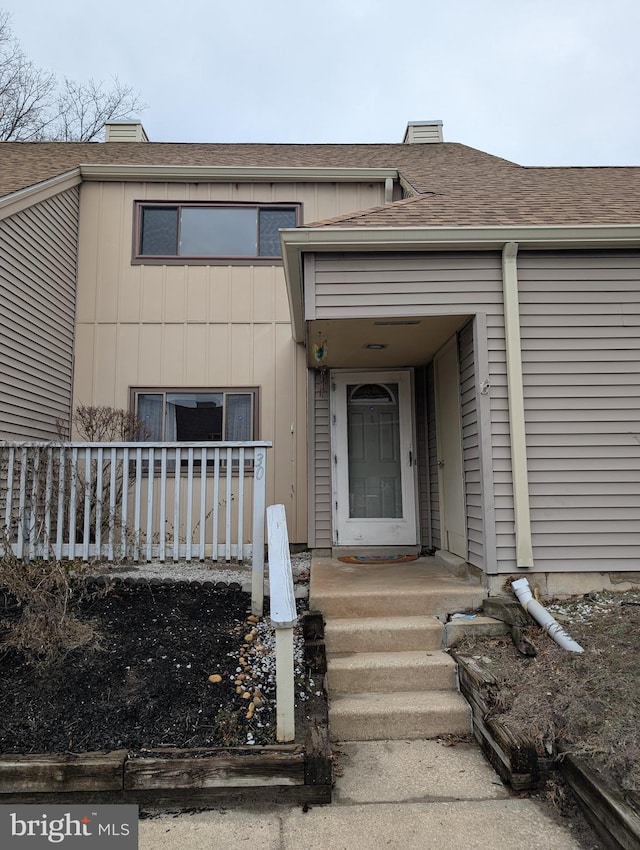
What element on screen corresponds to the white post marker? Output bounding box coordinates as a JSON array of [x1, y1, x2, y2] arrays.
[[267, 504, 298, 743], [251, 446, 269, 616]]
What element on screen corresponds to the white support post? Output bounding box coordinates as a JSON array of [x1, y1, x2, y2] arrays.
[[275, 628, 296, 743], [251, 447, 268, 616], [146, 447, 154, 562], [95, 447, 103, 556], [267, 503, 297, 743], [134, 447, 142, 561], [199, 447, 207, 561]]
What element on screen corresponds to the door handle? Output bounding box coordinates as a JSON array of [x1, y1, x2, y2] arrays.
[[409, 450, 413, 467], [438, 460, 445, 467]]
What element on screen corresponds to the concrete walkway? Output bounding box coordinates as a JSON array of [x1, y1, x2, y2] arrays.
[[138, 739, 586, 849]]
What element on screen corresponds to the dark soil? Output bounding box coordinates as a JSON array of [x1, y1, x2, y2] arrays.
[[0, 581, 282, 753]]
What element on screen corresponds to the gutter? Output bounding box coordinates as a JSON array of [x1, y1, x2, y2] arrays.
[[79, 164, 399, 184], [280, 223, 640, 342]]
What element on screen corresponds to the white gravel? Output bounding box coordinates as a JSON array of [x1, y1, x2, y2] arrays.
[[97, 551, 311, 597], [94, 550, 314, 745]]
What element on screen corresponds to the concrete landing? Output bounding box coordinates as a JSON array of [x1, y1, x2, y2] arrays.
[[333, 739, 511, 803], [310, 555, 486, 618], [138, 739, 586, 850]]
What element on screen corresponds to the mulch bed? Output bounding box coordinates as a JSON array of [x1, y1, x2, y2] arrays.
[[0, 581, 285, 754]]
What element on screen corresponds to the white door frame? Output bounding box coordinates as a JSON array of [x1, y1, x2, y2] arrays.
[[331, 369, 418, 547], [433, 338, 467, 559]]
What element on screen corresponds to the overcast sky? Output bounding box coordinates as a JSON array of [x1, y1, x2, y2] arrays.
[[2, 0, 639, 166]]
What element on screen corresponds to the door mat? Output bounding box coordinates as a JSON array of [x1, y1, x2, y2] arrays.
[[338, 554, 419, 565]]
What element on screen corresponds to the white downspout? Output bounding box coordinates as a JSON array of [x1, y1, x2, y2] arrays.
[[512, 578, 584, 653], [502, 242, 534, 569]]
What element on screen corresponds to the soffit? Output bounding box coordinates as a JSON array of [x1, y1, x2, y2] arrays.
[[306, 316, 469, 368]]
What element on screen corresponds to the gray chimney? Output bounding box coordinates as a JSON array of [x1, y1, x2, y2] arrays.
[[403, 120, 444, 144]]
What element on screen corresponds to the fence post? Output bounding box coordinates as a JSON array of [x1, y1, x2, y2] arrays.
[[267, 503, 297, 743], [251, 446, 268, 616]]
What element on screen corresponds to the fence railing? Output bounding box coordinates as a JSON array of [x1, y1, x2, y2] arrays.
[[0, 442, 271, 575]]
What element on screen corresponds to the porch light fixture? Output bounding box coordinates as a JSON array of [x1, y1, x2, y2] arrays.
[[364, 343, 388, 350]]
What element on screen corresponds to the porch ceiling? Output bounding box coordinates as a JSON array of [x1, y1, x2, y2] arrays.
[[306, 316, 470, 368]]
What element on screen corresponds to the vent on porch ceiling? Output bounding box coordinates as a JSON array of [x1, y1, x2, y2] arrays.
[[104, 120, 149, 142], [403, 120, 444, 144]]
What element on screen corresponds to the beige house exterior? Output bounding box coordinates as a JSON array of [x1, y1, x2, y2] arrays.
[[2, 121, 640, 593]]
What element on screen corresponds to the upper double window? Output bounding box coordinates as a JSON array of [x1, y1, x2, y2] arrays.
[[135, 202, 299, 262]]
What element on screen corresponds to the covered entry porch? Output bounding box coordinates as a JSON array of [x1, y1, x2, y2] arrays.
[[306, 313, 480, 567], [281, 241, 515, 582]]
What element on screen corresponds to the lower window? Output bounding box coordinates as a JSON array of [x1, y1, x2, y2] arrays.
[[132, 388, 257, 442]]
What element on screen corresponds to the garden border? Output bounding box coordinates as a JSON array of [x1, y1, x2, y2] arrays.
[[455, 652, 640, 850], [0, 580, 332, 808]]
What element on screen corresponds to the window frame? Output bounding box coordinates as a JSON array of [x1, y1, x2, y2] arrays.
[[130, 386, 260, 444], [132, 201, 301, 265]]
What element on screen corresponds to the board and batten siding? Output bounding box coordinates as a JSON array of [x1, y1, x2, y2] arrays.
[[74, 180, 389, 544], [0, 187, 80, 440], [518, 250, 640, 572]]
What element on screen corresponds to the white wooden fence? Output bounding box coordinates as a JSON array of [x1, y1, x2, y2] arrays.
[[0, 442, 271, 573]]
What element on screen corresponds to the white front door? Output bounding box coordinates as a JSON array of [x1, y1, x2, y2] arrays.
[[332, 370, 417, 546], [434, 338, 467, 559]]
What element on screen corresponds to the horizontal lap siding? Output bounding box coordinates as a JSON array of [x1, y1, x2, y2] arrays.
[[426, 363, 440, 550], [458, 320, 484, 570], [314, 371, 332, 548], [312, 253, 509, 567], [518, 251, 640, 572], [314, 253, 503, 319], [0, 188, 79, 439]]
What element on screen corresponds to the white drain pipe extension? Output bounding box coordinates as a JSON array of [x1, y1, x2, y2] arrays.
[[511, 578, 584, 653]]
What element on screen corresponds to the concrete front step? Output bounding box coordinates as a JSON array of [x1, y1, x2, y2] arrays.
[[324, 615, 444, 654], [329, 690, 471, 742], [312, 585, 485, 619], [327, 650, 458, 694]]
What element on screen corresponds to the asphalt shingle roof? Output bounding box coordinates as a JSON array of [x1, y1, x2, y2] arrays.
[[1, 139, 639, 227], [308, 166, 640, 227]]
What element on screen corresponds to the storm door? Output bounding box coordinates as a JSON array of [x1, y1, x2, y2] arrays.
[[332, 371, 417, 546]]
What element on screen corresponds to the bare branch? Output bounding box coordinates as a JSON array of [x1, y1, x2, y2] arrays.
[[0, 11, 145, 142], [51, 76, 146, 142], [0, 10, 56, 140]]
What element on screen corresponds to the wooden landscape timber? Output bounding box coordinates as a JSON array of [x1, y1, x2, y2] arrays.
[[455, 653, 640, 849], [560, 754, 640, 850], [455, 654, 540, 791], [0, 611, 332, 806]]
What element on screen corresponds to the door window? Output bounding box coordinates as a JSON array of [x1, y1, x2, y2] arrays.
[[347, 383, 402, 518]]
